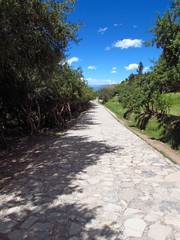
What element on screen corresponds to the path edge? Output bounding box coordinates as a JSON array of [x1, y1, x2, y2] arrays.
[[102, 104, 180, 167]]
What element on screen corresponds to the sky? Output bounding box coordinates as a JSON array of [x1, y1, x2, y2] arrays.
[[67, 0, 171, 86]]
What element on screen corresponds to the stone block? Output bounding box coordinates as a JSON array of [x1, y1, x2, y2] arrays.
[[148, 223, 172, 240], [124, 218, 147, 237], [20, 216, 38, 229]]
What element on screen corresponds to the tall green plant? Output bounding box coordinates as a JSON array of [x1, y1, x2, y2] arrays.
[[0, 0, 94, 143]]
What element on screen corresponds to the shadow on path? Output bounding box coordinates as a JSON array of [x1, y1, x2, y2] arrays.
[[0, 104, 120, 239]]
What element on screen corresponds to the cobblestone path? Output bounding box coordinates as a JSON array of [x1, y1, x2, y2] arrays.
[[1, 102, 180, 240]]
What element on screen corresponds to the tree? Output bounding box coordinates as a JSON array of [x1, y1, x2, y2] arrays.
[[152, 54, 180, 93], [145, 0, 180, 92], [145, 0, 180, 67], [137, 62, 144, 76], [0, 0, 80, 79], [0, 0, 94, 142], [128, 73, 136, 82], [98, 88, 114, 103]]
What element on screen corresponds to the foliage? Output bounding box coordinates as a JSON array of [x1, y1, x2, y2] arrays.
[[105, 95, 180, 150], [164, 92, 180, 116], [97, 88, 114, 103], [105, 0, 180, 149], [118, 0, 180, 113], [152, 55, 180, 93], [0, 0, 80, 80], [145, 0, 180, 67], [106, 0, 180, 149], [0, 0, 94, 147], [158, 114, 180, 149], [137, 62, 144, 76], [115, 61, 179, 149], [145, 0, 180, 92]]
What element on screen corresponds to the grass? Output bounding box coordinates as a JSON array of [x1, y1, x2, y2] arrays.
[[105, 101, 127, 119], [105, 93, 180, 150], [164, 92, 180, 116], [143, 117, 164, 140], [108, 96, 119, 102]]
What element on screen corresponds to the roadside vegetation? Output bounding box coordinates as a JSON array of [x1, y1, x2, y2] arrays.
[[0, 0, 95, 148], [104, 94, 180, 149], [97, 0, 180, 150]]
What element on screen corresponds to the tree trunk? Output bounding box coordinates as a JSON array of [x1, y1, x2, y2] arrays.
[[53, 105, 62, 130], [58, 105, 67, 129], [21, 96, 35, 135], [35, 95, 41, 132], [67, 102, 72, 119], [0, 122, 6, 148]]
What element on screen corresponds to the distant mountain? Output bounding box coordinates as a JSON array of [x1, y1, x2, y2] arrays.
[[102, 84, 118, 89], [89, 84, 118, 91], [89, 84, 106, 91]]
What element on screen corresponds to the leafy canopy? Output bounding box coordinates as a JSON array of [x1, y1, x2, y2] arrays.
[[145, 0, 180, 66]]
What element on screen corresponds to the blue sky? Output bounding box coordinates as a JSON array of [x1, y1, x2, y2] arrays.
[[67, 0, 171, 86]]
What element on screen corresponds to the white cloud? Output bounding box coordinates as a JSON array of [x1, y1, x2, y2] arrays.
[[143, 66, 150, 73], [114, 23, 123, 27], [111, 67, 117, 73], [67, 57, 79, 66], [87, 66, 97, 70], [113, 39, 143, 49], [133, 25, 138, 29], [125, 63, 139, 71], [125, 64, 150, 72], [98, 27, 108, 35], [105, 46, 111, 51], [86, 78, 116, 85]]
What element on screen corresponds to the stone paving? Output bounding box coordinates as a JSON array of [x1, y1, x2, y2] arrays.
[[0, 101, 180, 240]]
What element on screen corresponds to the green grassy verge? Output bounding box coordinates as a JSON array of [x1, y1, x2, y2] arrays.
[[163, 92, 180, 116], [105, 93, 180, 150], [105, 101, 127, 119], [144, 117, 164, 140]]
